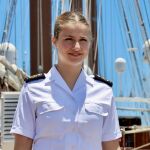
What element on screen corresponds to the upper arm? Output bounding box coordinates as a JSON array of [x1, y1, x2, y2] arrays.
[[102, 98, 122, 141], [102, 139, 121, 150], [10, 86, 36, 139], [14, 134, 33, 150]]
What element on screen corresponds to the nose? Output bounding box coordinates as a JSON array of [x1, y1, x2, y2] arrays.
[[74, 41, 80, 50]]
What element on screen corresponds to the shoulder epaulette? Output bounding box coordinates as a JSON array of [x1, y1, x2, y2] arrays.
[[93, 74, 113, 87], [25, 73, 45, 83]]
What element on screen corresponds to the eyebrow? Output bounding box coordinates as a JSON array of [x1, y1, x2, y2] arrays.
[[63, 35, 88, 38], [63, 35, 73, 37]]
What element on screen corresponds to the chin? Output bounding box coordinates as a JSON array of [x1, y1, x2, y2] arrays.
[[68, 61, 83, 67]]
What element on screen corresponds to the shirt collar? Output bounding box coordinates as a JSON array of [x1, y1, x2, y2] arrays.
[[83, 70, 94, 87], [44, 65, 94, 88], [49, 66, 72, 94]]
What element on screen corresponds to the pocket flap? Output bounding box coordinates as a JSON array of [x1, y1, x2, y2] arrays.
[[39, 102, 64, 114], [85, 103, 108, 116]]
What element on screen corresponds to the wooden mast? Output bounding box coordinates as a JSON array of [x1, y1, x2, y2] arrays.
[[71, 0, 82, 11], [30, 0, 52, 75], [90, 0, 98, 74]]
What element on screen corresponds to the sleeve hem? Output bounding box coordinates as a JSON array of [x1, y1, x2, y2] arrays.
[[10, 127, 34, 139], [102, 131, 122, 142]]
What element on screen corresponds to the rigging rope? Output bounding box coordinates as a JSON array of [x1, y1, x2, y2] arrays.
[[128, 0, 147, 95], [141, 0, 150, 59], [37, 0, 44, 73], [120, 0, 146, 97], [116, 0, 137, 96], [118, 0, 136, 96], [1, 0, 17, 44], [100, 0, 105, 76], [128, 0, 141, 51], [134, 0, 150, 77], [92, 0, 101, 73], [39, 0, 44, 71], [134, 0, 149, 42], [20, 0, 24, 69], [0, 0, 17, 64], [143, 0, 150, 31]]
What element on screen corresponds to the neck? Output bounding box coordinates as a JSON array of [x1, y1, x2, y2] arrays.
[[55, 64, 82, 90]]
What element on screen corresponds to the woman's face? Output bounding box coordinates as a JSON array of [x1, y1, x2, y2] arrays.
[[53, 23, 91, 67]]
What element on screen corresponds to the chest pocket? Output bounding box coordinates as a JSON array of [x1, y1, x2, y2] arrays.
[[77, 102, 109, 139], [36, 101, 64, 116], [35, 101, 70, 138], [85, 103, 109, 116]]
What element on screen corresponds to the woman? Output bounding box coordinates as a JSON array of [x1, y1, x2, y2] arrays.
[[11, 11, 122, 150]]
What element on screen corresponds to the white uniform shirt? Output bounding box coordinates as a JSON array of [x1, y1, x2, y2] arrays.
[[11, 66, 121, 150]]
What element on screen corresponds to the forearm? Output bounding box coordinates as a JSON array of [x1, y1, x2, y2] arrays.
[[14, 134, 33, 150], [102, 139, 121, 150]]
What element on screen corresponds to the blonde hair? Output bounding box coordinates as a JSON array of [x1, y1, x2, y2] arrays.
[[54, 11, 92, 39]]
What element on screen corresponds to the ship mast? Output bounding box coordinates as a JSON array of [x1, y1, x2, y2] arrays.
[[30, 0, 52, 75]]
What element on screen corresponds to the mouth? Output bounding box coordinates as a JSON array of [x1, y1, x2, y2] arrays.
[[68, 53, 82, 56]]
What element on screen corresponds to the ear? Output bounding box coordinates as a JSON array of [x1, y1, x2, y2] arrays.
[[51, 36, 57, 47]]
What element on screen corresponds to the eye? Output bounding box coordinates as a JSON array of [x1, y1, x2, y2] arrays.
[[80, 38, 88, 42], [65, 38, 73, 41]]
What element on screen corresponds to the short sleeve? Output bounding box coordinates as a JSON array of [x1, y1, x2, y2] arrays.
[[102, 97, 122, 141], [10, 84, 36, 139]]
